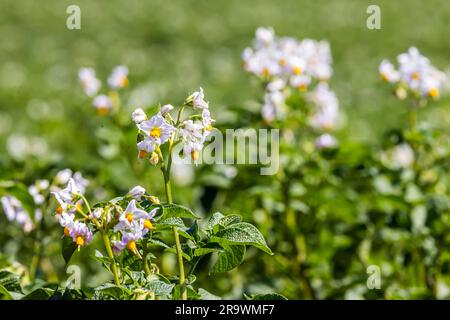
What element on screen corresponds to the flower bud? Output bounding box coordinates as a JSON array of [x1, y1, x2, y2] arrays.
[[131, 108, 147, 124], [150, 152, 159, 165], [128, 185, 146, 200], [185, 88, 209, 109], [149, 196, 160, 205], [91, 208, 103, 219], [160, 104, 174, 116], [395, 87, 407, 100]]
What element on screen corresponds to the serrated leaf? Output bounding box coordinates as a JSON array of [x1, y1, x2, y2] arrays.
[[162, 203, 199, 220], [206, 212, 224, 230], [0, 270, 22, 293], [219, 214, 242, 228], [210, 222, 272, 254], [146, 280, 175, 296], [155, 217, 186, 229], [212, 245, 246, 273], [94, 283, 130, 299], [147, 238, 170, 249]]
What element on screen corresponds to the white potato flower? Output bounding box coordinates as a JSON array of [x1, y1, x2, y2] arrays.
[[1, 196, 34, 232], [93, 95, 112, 116], [137, 112, 175, 146], [380, 47, 447, 99], [108, 65, 129, 89], [128, 185, 146, 200], [131, 108, 147, 124], [78, 67, 101, 97], [315, 133, 338, 150]]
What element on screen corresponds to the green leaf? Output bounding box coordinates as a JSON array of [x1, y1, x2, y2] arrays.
[[248, 293, 288, 300], [164, 247, 192, 261], [93, 283, 130, 299], [194, 247, 223, 257], [21, 287, 54, 300], [161, 203, 199, 220], [0, 284, 13, 299], [62, 236, 77, 265], [212, 245, 246, 273], [154, 217, 186, 229], [198, 288, 222, 300], [0, 270, 22, 293], [206, 212, 225, 231], [210, 222, 273, 254], [92, 250, 113, 265], [147, 238, 170, 249], [219, 214, 242, 228], [146, 279, 175, 296]]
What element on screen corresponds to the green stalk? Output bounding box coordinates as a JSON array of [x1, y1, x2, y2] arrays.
[[79, 194, 121, 287], [101, 229, 121, 287], [162, 138, 187, 300], [142, 239, 151, 276]]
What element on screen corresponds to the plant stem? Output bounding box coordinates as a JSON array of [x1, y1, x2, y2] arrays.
[[142, 239, 151, 276], [100, 229, 121, 287], [173, 226, 187, 299], [161, 140, 187, 300]]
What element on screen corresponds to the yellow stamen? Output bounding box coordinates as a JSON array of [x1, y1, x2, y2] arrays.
[[279, 58, 286, 66], [191, 150, 199, 161], [75, 235, 85, 246], [261, 67, 270, 78], [120, 77, 129, 87], [76, 203, 83, 211], [125, 213, 133, 223], [64, 227, 70, 236], [292, 66, 302, 75], [57, 206, 63, 215], [127, 240, 137, 251], [411, 72, 420, 80], [380, 73, 388, 81], [428, 88, 439, 98], [298, 84, 308, 92], [144, 219, 153, 230], [96, 107, 110, 116], [150, 126, 161, 139]]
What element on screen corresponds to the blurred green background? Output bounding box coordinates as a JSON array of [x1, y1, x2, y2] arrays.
[[1, 0, 450, 156]]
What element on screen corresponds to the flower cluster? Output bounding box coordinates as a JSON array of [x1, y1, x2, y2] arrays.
[[1, 169, 88, 233], [243, 27, 339, 149], [242, 27, 332, 83], [132, 88, 215, 163], [308, 83, 340, 149], [1, 196, 34, 233], [379, 47, 447, 101], [78, 65, 129, 115], [112, 199, 158, 253], [51, 177, 93, 247]]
